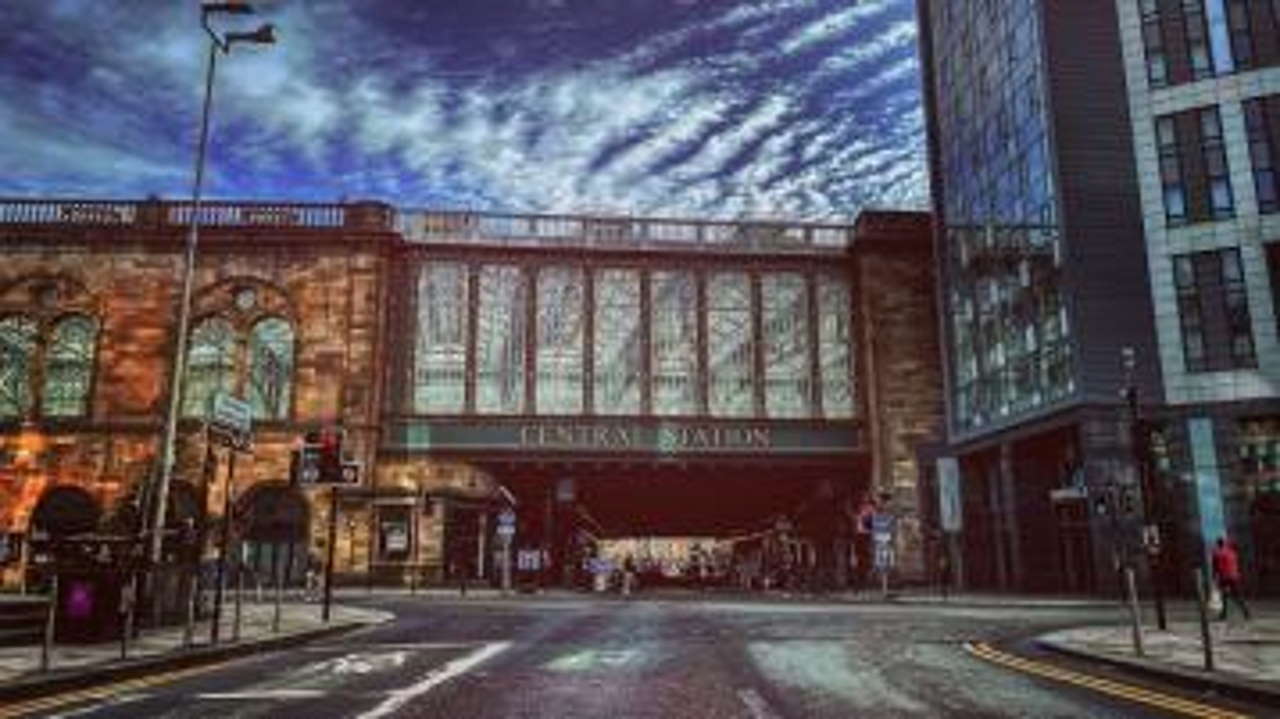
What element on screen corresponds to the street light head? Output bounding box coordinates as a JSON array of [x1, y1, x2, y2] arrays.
[[226, 23, 276, 46], [203, 2, 256, 15]]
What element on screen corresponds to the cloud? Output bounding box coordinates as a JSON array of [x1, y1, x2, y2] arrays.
[[0, 0, 929, 219]]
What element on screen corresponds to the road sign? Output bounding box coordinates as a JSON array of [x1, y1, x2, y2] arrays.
[[874, 543, 895, 571], [871, 513, 895, 535], [873, 531, 892, 545], [498, 509, 516, 527], [497, 524, 515, 538], [209, 392, 252, 435]]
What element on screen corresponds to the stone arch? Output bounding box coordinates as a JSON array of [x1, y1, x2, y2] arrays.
[[192, 276, 298, 333], [235, 481, 311, 585], [30, 485, 101, 537]]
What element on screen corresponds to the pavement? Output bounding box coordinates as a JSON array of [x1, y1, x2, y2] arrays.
[[0, 596, 392, 703], [1037, 610, 1280, 708]]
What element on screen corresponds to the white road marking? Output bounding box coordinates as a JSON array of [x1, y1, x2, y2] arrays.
[[354, 641, 512, 719], [196, 689, 328, 700], [45, 694, 149, 718], [737, 688, 781, 719]]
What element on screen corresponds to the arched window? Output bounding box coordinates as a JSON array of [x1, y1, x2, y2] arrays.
[[0, 315, 38, 418], [42, 315, 99, 417], [248, 317, 294, 420], [182, 317, 236, 417]]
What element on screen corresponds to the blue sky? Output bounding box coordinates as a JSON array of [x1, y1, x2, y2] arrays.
[[1, 0, 927, 220]]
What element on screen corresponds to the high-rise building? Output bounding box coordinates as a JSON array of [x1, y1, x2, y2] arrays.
[[917, 0, 1165, 593], [1116, 0, 1280, 595], [919, 0, 1280, 596]]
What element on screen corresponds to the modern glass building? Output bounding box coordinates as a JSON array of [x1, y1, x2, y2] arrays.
[[918, 0, 1164, 593]]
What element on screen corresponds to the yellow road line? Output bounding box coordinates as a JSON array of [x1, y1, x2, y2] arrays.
[[963, 642, 1252, 719], [0, 661, 228, 719]]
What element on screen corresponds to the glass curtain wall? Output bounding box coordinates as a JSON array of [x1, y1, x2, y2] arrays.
[[930, 0, 1070, 433], [593, 268, 642, 415], [536, 266, 585, 414], [707, 272, 755, 417], [817, 275, 855, 418], [414, 263, 469, 413], [476, 265, 527, 414], [651, 270, 698, 415], [762, 273, 811, 418]]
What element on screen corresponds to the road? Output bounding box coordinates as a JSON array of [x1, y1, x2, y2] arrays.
[[17, 594, 1266, 718]]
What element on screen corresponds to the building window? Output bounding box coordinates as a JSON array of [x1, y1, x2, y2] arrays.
[[1, 313, 99, 421], [475, 265, 527, 415], [1226, 0, 1255, 68], [1245, 97, 1278, 214], [535, 266, 585, 415], [415, 263, 469, 414], [1201, 107, 1235, 219], [1157, 117, 1188, 223], [0, 316, 39, 418], [650, 270, 697, 416], [1141, 0, 1168, 86], [182, 318, 237, 417], [1173, 248, 1255, 372], [1183, 0, 1215, 79], [248, 317, 294, 420], [594, 268, 642, 416], [41, 315, 98, 418], [707, 272, 755, 417]]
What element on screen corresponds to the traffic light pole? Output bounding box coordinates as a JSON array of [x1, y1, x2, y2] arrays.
[[322, 485, 337, 622], [1125, 370, 1167, 631]]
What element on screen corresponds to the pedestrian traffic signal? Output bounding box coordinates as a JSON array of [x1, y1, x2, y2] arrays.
[[318, 428, 343, 484], [291, 427, 359, 485]]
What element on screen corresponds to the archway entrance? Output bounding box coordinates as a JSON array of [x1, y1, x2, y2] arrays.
[[30, 486, 101, 537], [237, 483, 310, 586]]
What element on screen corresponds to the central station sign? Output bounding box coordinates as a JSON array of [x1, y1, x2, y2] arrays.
[[390, 420, 860, 455]]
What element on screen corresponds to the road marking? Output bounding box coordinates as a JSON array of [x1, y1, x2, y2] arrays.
[[963, 642, 1253, 719], [353, 641, 511, 719], [197, 689, 328, 700], [737, 688, 780, 719], [0, 662, 228, 719]]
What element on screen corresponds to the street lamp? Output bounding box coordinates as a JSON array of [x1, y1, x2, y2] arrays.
[[148, 3, 276, 583], [1121, 346, 1167, 630]]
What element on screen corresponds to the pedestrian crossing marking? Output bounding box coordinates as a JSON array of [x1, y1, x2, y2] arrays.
[[963, 641, 1252, 719]]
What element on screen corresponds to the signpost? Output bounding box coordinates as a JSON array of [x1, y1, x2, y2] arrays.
[[497, 510, 515, 593], [208, 392, 252, 645], [871, 513, 896, 599]]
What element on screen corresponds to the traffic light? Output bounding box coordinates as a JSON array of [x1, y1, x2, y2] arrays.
[[290, 430, 323, 485], [318, 428, 343, 484]]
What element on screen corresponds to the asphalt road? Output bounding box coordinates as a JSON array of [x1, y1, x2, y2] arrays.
[[22, 594, 1268, 718]]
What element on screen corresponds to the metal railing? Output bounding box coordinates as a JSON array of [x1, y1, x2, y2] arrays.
[[0, 199, 857, 253], [398, 209, 855, 254], [0, 198, 351, 229]]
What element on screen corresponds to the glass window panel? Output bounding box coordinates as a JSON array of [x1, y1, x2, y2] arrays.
[[762, 272, 811, 418], [593, 268, 641, 416], [707, 272, 755, 417], [476, 265, 527, 414], [41, 315, 98, 418], [650, 270, 697, 416], [536, 266, 584, 415], [414, 263, 469, 413], [248, 317, 293, 420], [0, 316, 38, 418], [817, 275, 855, 418], [182, 317, 236, 418]]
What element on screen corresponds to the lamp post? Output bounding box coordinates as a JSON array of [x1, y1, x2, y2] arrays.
[[1122, 346, 1167, 630], [147, 3, 276, 599]]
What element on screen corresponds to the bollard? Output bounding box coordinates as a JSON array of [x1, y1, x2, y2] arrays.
[[1125, 566, 1144, 657], [119, 574, 137, 660], [272, 560, 283, 634], [40, 574, 58, 672], [233, 562, 243, 642], [1194, 567, 1215, 671]]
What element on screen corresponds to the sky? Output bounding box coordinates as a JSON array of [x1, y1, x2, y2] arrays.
[[1, 0, 927, 221]]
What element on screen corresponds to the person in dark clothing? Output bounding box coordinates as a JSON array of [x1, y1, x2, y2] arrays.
[[1211, 537, 1251, 621]]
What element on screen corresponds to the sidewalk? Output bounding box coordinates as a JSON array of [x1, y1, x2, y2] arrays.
[[0, 600, 392, 700], [1037, 614, 1280, 706]]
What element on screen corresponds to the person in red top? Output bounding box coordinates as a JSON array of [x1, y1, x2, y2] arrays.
[[1211, 537, 1251, 621]]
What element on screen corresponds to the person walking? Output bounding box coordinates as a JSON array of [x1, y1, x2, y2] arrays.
[[1211, 537, 1251, 622]]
